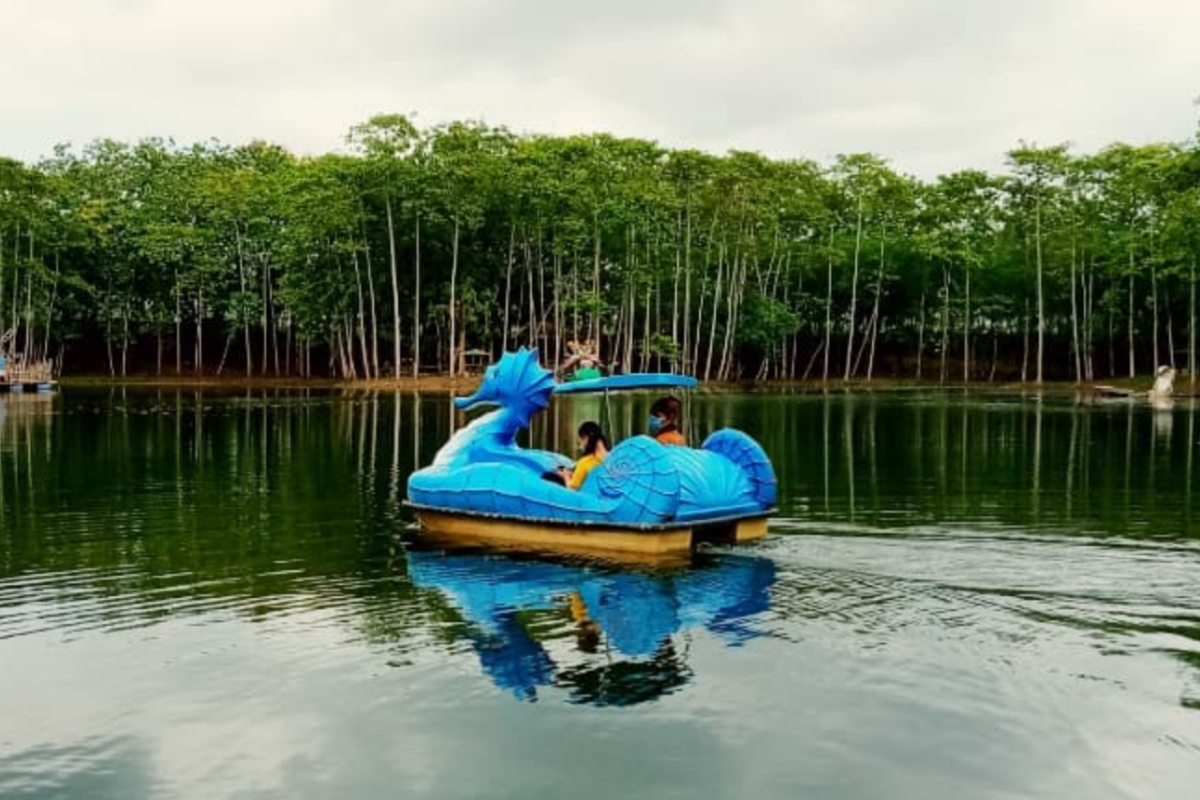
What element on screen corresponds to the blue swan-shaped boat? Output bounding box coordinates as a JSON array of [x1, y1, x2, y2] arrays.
[[406, 348, 776, 557]]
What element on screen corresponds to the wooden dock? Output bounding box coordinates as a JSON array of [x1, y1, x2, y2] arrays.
[[0, 380, 57, 393], [0, 355, 57, 393]]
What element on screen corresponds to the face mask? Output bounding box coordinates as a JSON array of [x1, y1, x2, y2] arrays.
[[648, 415, 664, 434], [578, 441, 588, 454]]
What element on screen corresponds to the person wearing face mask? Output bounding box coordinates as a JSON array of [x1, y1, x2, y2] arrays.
[[568, 421, 610, 490], [648, 396, 686, 446]]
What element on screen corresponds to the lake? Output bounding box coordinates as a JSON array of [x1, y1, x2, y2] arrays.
[[2, 387, 1198, 799]]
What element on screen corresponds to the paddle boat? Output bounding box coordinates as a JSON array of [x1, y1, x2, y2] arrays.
[[406, 348, 776, 558]]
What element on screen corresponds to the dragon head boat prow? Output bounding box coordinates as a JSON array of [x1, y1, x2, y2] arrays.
[[453, 347, 555, 434]]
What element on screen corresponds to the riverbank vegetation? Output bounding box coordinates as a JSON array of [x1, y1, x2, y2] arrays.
[[2, 113, 1199, 382]]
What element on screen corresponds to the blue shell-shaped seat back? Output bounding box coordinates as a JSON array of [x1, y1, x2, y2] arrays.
[[584, 436, 680, 524], [701, 429, 777, 507]]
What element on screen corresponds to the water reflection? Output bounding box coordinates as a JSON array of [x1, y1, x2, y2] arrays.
[[3, 387, 1200, 799], [407, 549, 775, 704]]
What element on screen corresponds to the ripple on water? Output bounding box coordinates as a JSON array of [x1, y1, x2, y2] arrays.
[[4, 390, 1200, 798]]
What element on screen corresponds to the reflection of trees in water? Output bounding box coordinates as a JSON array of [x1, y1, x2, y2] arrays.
[[8, 388, 1200, 696], [741, 391, 1200, 537], [0, 394, 56, 533], [444, 388, 1200, 537], [1, 389, 425, 640]]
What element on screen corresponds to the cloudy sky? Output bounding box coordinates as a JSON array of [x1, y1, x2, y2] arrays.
[[3, 0, 1197, 176]]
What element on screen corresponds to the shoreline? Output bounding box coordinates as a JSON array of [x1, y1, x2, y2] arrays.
[[53, 374, 1200, 397]]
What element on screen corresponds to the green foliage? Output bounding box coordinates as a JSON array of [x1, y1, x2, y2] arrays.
[[3, 113, 1200, 380]]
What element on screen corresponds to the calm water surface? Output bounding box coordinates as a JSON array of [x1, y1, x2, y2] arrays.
[[1, 387, 1199, 799]]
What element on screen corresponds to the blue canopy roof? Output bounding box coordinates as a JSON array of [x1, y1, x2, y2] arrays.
[[552, 373, 698, 395]]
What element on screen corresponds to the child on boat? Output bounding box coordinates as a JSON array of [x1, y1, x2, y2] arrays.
[[539, 421, 610, 489], [559, 340, 605, 381], [649, 396, 686, 446], [568, 421, 610, 489]]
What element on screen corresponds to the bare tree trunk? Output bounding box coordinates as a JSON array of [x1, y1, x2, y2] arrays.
[[553, 248, 563, 367], [1165, 285, 1176, 369], [1069, 216, 1082, 383], [692, 273, 707, 374], [106, 298, 116, 378], [692, 219, 716, 372], [0, 229, 5, 340], [216, 328, 235, 376], [940, 264, 950, 385], [1151, 257, 1160, 369], [867, 234, 885, 382], [719, 248, 744, 381], [260, 258, 270, 375], [526, 232, 537, 348], [269, 263, 280, 376], [823, 223, 834, 382], [42, 251, 60, 367], [174, 271, 182, 375], [802, 340, 824, 381], [625, 278, 635, 371], [1087, 258, 1096, 380], [571, 247, 580, 343], [844, 198, 864, 381], [363, 242, 379, 379], [1082, 255, 1093, 380], [916, 289, 926, 380], [502, 222, 515, 352], [537, 230, 549, 356], [1128, 267, 1136, 378], [1021, 298, 1029, 383], [612, 280, 626, 368], [412, 212, 421, 378], [989, 327, 998, 382], [449, 217, 460, 377], [1191, 257, 1197, 386], [853, 310, 875, 378], [386, 196, 401, 379], [1108, 310, 1115, 379], [346, 316, 359, 379], [196, 285, 204, 376], [672, 211, 681, 367], [642, 280, 652, 373], [963, 259, 971, 383], [1034, 192, 1045, 384], [704, 246, 725, 382], [591, 212, 601, 343], [683, 199, 692, 373], [120, 301, 129, 377], [235, 222, 252, 377], [352, 248, 371, 380]]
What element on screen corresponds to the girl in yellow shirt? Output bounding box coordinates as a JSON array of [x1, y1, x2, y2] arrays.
[[568, 421, 610, 490]]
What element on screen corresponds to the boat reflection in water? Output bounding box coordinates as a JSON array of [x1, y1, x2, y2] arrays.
[[407, 548, 776, 705]]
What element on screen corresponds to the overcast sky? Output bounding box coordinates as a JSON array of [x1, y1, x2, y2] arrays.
[[3, 0, 1198, 176]]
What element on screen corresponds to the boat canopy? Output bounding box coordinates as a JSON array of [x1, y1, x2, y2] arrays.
[[552, 373, 698, 395]]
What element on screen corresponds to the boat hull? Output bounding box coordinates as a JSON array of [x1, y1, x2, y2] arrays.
[[411, 505, 768, 562]]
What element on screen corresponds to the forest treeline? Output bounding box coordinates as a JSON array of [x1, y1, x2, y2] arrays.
[[2, 113, 1199, 382]]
